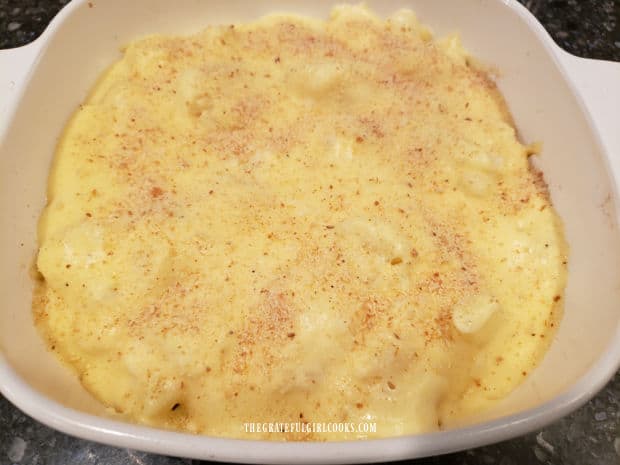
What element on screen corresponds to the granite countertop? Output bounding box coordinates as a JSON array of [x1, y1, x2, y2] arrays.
[[1, 1, 619, 464]]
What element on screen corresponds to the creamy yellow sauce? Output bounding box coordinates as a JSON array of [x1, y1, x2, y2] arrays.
[[33, 5, 567, 440]]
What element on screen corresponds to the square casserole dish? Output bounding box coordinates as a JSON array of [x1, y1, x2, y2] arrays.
[[0, 0, 619, 462]]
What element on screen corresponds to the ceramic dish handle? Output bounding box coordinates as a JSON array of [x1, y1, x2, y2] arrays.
[[0, 40, 42, 134], [555, 48, 620, 180]]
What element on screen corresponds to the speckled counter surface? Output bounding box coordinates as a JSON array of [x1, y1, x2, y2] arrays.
[[1, 1, 619, 464]]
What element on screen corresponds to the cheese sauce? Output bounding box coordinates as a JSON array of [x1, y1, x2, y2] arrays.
[[33, 5, 568, 440]]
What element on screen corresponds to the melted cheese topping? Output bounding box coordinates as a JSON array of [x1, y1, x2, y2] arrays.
[[33, 5, 568, 440]]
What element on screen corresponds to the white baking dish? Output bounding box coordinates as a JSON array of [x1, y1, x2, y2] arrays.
[[1, 0, 619, 462]]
